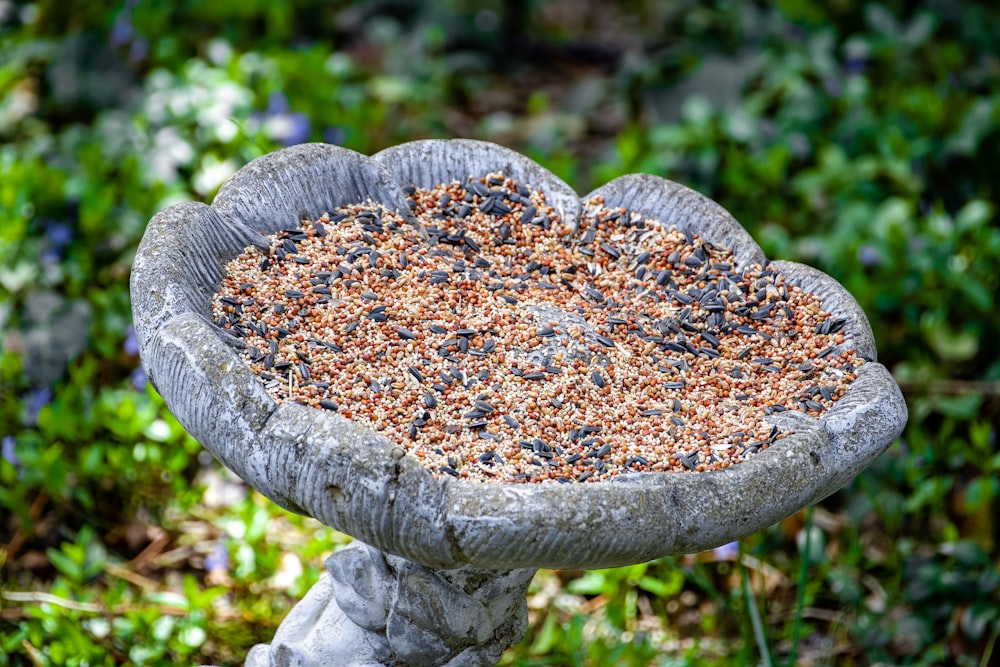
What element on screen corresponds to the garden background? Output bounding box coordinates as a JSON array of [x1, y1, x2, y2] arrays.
[[1, 1, 998, 665]]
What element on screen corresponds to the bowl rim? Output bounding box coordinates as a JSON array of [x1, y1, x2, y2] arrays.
[[130, 140, 907, 570]]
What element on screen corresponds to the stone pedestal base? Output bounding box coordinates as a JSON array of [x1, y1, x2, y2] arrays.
[[245, 542, 537, 667]]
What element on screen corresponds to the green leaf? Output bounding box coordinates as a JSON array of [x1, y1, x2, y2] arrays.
[[963, 476, 998, 511], [146, 591, 189, 612], [129, 645, 165, 664], [151, 615, 176, 642], [46, 548, 82, 582], [865, 5, 900, 37], [528, 610, 561, 655], [921, 311, 979, 363], [961, 603, 998, 641], [931, 393, 982, 419], [901, 13, 936, 47], [178, 624, 207, 649], [566, 570, 609, 596], [954, 199, 994, 233], [956, 275, 994, 312], [681, 95, 713, 125], [635, 575, 673, 598]]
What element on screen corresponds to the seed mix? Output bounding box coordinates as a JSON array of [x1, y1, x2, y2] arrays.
[[212, 173, 861, 483]]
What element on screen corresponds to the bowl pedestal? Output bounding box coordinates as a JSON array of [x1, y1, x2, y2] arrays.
[[247, 542, 536, 666]]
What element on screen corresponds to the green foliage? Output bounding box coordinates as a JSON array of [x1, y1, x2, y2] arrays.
[[1, 1, 998, 665]]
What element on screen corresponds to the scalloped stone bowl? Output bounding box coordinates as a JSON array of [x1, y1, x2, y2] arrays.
[[131, 140, 906, 572]]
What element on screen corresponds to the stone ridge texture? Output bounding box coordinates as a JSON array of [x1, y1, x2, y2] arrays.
[[130, 140, 907, 570]]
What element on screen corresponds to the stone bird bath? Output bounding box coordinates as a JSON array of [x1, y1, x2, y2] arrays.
[[130, 140, 907, 666]]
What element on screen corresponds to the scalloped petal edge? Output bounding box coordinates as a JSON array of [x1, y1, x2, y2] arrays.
[[132, 141, 907, 570]]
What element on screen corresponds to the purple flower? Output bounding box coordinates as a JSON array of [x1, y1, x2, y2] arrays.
[[2, 435, 20, 468], [39, 248, 62, 266], [711, 540, 739, 561], [822, 75, 842, 98], [857, 245, 881, 268], [280, 113, 311, 146], [267, 92, 289, 115], [262, 92, 312, 147], [24, 387, 52, 427], [131, 367, 147, 391], [784, 23, 805, 42], [124, 323, 139, 356], [44, 221, 73, 247], [323, 126, 346, 146], [129, 37, 149, 64], [109, 17, 134, 48], [844, 56, 866, 76], [204, 543, 230, 572], [40, 220, 74, 262]]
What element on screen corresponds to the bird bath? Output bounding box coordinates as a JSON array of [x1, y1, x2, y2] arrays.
[[130, 140, 907, 666]]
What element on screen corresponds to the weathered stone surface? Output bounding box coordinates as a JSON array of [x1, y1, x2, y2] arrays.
[[131, 140, 907, 573], [586, 173, 765, 269], [772, 259, 878, 362], [244, 541, 535, 667], [214, 143, 412, 236], [372, 139, 581, 229]]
